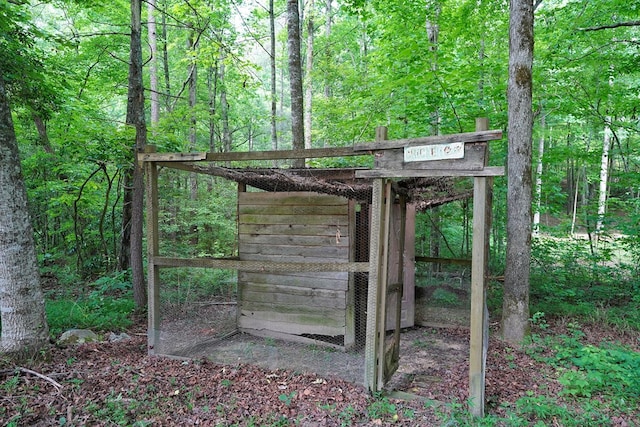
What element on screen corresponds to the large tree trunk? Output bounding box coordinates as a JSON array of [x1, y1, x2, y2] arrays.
[[120, 0, 147, 308], [503, 0, 534, 343], [0, 79, 49, 355], [287, 0, 305, 168]]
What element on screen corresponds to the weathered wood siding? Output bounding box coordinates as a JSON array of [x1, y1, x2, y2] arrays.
[[237, 191, 351, 341]]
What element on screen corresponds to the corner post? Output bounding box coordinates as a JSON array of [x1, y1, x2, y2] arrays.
[[469, 118, 491, 416], [144, 145, 160, 354]]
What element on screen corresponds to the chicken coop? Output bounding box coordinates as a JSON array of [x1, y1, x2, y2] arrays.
[[140, 120, 502, 416]]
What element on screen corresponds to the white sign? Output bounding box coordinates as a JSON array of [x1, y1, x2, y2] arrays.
[[404, 142, 464, 162]]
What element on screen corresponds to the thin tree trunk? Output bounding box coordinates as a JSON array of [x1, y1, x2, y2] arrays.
[[287, 0, 305, 168], [161, 0, 172, 112], [533, 111, 545, 236], [220, 57, 231, 155], [0, 78, 49, 355], [148, 0, 159, 125], [187, 25, 198, 201], [503, 0, 534, 343], [207, 62, 219, 152], [269, 0, 278, 164], [596, 69, 614, 236], [121, 0, 147, 308], [304, 0, 315, 153], [323, 0, 332, 98]]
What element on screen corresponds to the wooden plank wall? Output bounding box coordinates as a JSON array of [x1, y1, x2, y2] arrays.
[[237, 191, 351, 342]]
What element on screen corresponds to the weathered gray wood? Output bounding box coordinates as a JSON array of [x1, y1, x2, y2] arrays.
[[241, 282, 347, 300], [377, 182, 392, 387], [240, 213, 349, 226], [239, 316, 344, 337], [364, 178, 385, 392], [239, 243, 348, 258], [353, 129, 502, 151], [145, 147, 160, 355], [374, 142, 486, 170], [355, 167, 505, 178], [239, 223, 346, 237], [240, 270, 350, 285], [240, 191, 349, 205], [239, 233, 350, 247], [139, 152, 206, 162], [154, 257, 369, 272], [345, 199, 357, 350], [239, 204, 349, 216], [415, 256, 472, 265], [242, 290, 346, 309]]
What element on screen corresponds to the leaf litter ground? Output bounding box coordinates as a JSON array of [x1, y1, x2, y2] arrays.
[[1, 321, 638, 426]]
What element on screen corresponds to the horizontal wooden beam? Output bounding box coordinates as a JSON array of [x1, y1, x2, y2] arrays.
[[138, 147, 367, 163], [415, 256, 472, 266], [353, 130, 503, 151], [355, 167, 505, 178], [153, 256, 370, 272]]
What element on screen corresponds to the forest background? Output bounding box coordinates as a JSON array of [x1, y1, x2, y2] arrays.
[[1, 0, 640, 423], [6, 0, 638, 328]]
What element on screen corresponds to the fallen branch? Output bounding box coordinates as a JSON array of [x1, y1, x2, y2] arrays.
[[17, 367, 64, 392]]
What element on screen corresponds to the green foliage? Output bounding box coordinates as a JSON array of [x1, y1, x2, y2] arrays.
[[46, 272, 135, 337]]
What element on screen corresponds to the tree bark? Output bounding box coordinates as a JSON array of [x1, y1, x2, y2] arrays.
[[148, 0, 160, 125], [304, 0, 315, 153], [121, 0, 147, 308], [0, 78, 49, 355], [596, 69, 614, 236], [503, 0, 534, 343], [532, 110, 544, 236], [287, 0, 305, 168], [269, 0, 278, 156]]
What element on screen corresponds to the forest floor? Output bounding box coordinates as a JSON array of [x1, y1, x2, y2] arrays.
[[1, 319, 638, 426]]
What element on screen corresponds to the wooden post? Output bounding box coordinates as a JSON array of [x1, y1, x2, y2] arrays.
[[145, 145, 161, 355], [469, 118, 491, 416], [365, 126, 389, 392]]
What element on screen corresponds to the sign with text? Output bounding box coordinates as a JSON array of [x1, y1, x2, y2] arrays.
[[404, 142, 464, 162]]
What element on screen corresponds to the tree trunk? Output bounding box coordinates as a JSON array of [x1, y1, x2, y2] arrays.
[[269, 0, 278, 157], [304, 0, 315, 153], [323, 0, 332, 98], [532, 111, 545, 236], [287, 0, 305, 168], [148, 0, 159, 125], [596, 69, 614, 236], [502, 0, 534, 343], [121, 0, 147, 309], [0, 78, 49, 355], [207, 63, 219, 153], [161, 0, 172, 112]]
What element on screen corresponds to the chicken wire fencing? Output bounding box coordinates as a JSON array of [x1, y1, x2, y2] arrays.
[[149, 166, 472, 386], [152, 169, 377, 385]]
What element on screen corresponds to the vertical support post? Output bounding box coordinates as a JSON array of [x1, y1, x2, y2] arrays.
[[376, 180, 392, 387], [364, 178, 384, 392], [365, 126, 390, 392], [144, 146, 161, 355], [469, 118, 491, 416], [345, 199, 357, 350]]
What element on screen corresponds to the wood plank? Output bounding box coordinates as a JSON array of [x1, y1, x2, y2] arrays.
[[242, 290, 346, 310], [353, 129, 503, 151], [415, 256, 472, 266], [239, 316, 344, 337], [239, 204, 349, 216], [239, 243, 349, 258], [138, 152, 207, 162], [239, 272, 349, 291], [239, 233, 350, 247], [154, 257, 369, 272], [239, 191, 348, 206], [241, 282, 347, 300], [239, 214, 349, 226], [145, 150, 160, 355], [355, 167, 505, 178], [239, 253, 351, 263], [239, 223, 346, 237], [206, 147, 362, 162]]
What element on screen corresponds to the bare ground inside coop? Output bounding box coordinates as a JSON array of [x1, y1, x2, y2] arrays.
[[155, 303, 473, 399]]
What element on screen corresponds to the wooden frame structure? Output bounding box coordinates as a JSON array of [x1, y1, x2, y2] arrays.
[[140, 119, 503, 417]]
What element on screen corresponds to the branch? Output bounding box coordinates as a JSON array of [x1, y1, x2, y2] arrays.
[[7, 367, 64, 392], [580, 20, 640, 31]]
